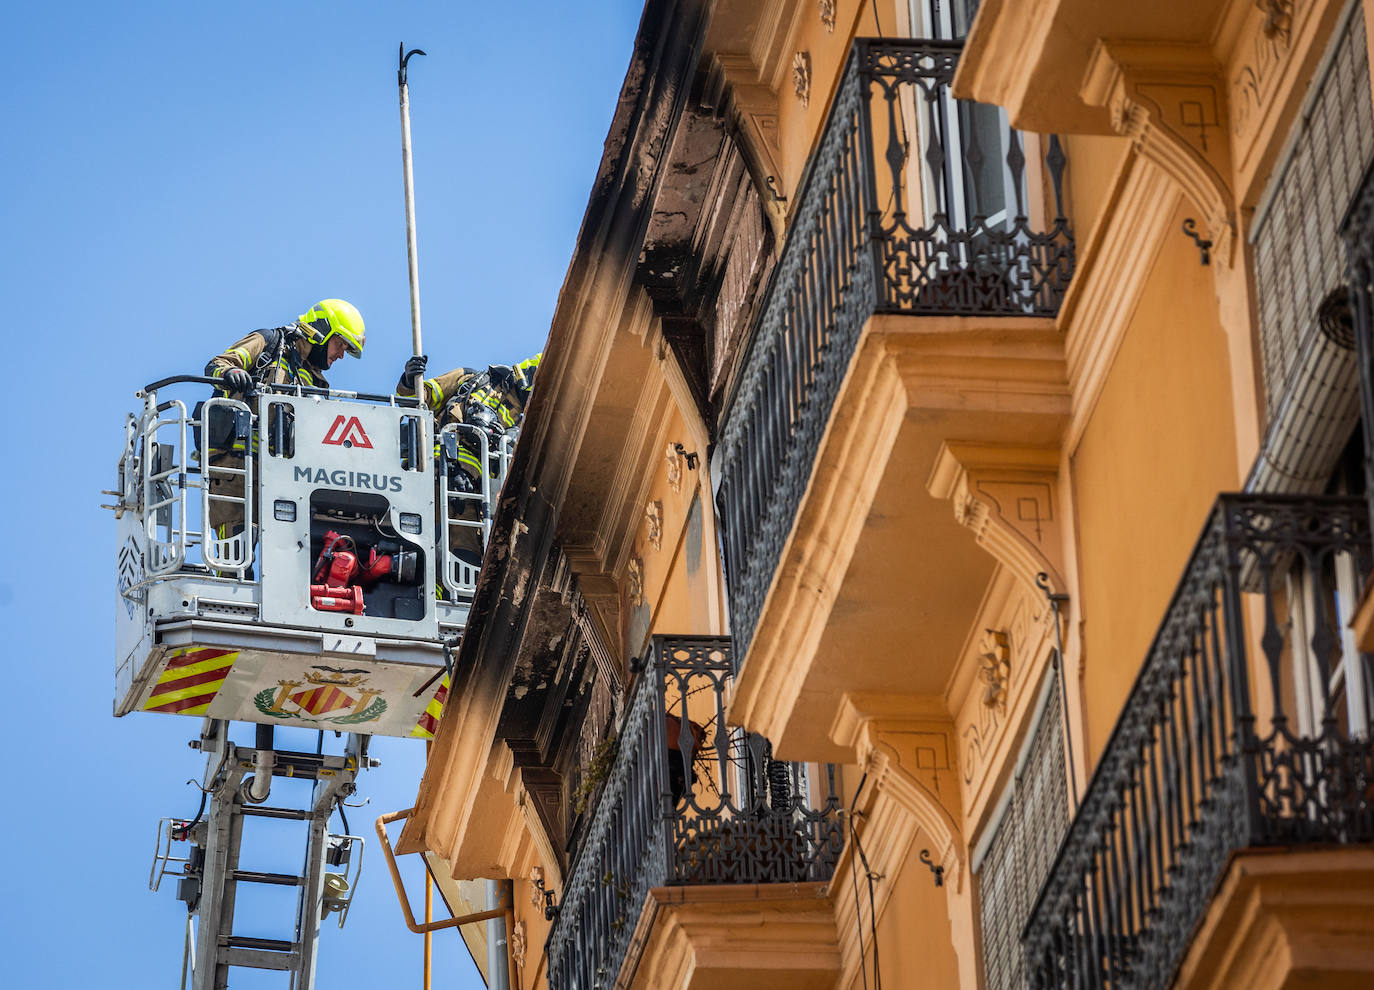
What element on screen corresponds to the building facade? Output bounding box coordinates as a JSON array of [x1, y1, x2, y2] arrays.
[[391, 0, 1374, 986]]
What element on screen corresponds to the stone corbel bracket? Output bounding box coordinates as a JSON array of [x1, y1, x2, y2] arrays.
[[1081, 41, 1236, 266], [927, 442, 1066, 596], [832, 694, 967, 895]]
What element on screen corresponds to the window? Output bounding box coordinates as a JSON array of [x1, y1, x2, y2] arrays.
[[908, 1, 1021, 234], [910, 0, 980, 40], [1285, 550, 1370, 740]]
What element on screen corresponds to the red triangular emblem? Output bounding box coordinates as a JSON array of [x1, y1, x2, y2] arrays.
[[322, 415, 373, 449]]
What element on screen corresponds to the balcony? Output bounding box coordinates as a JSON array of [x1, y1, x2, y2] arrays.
[[545, 636, 843, 989], [1025, 494, 1374, 989], [715, 37, 1073, 665]]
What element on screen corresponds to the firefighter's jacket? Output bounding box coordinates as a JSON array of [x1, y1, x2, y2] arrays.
[[202, 327, 329, 461], [204, 326, 331, 392]]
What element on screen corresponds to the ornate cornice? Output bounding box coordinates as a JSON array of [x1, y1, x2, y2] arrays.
[[1081, 41, 1236, 265]]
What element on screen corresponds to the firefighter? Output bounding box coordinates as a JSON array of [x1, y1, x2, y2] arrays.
[[396, 352, 540, 574], [202, 299, 367, 548], [396, 352, 539, 485]]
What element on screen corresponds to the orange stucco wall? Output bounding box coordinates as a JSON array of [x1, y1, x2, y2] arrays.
[[841, 827, 962, 990], [1070, 200, 1241, 764], [1062, 134, 1131, 252], [773, 1, 895, 200]]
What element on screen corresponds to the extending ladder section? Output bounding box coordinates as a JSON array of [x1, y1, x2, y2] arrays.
[[150, 722, 368, 990]]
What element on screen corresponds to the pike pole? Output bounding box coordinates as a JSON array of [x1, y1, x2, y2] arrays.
[[398, 43, 426, 358]]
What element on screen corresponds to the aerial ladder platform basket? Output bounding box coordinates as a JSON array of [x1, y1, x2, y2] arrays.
[[112, 376, 512, 739]]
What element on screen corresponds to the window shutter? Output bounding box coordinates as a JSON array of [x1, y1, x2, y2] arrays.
[[976, 664, 1071, 990], [1252, 7, 1372, 414]]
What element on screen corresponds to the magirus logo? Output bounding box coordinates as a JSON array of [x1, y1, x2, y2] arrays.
[[322, 415, 373, 449], [294, 466, 403, 492]]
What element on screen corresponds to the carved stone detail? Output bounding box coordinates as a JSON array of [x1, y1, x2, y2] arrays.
[[961, 722, 989, 788], [517, 766, 566, 866], [1082, 42, 1236, 264], [529, 867, 545, 908], [1258, 0, 1293, 43], [645, 500, 663, 552], [793, 51, 812, 109], [627, 556, 645, 608], [511, 920, 528, 968], [664, 442, 683, 493], [819, 0, 836, 32], [1231, 0, 1301, 143], [957, 582, 1054, 808], [979, 629, 1011, 713]]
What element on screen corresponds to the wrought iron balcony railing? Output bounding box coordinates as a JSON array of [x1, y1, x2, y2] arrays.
[[716, 37, 1074, 660], [1025, 494, 1374, 989], [545, 636, 843, 990]]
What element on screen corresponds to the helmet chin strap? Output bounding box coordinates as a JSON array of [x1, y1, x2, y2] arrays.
[[306, 336, 330, 370]]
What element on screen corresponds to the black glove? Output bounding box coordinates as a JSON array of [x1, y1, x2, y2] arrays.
[[221, 368, 254, 395], [487, 364, 516, 392], [399, 354, 428, 393]]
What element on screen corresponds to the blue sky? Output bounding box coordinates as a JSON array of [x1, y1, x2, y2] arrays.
[[0, 2, 642, 985]]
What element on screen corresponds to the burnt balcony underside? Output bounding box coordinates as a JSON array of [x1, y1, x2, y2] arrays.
[[715, 37, 1074, 663], [546, 637, 842, 990], [1025, 494, 1374, 989]]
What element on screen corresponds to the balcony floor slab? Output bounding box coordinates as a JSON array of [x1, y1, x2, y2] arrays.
[[620, 882, 840, 990], [1173, 847, 1374, 990]]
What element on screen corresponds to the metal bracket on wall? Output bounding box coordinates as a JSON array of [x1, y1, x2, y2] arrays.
[[919, 848, 944, 887], [1181, 218, 1212, 265], [533, 870, 558, 921], [1036, 572, 1080, 814]]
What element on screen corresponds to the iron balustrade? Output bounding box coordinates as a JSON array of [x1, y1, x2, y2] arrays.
[[715, 37, 1074, 661], [1025, 494, 1374, 989], [545, 636, 843, 989]]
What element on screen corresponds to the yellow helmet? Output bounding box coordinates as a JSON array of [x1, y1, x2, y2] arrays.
[[298, 299, 366, 357]]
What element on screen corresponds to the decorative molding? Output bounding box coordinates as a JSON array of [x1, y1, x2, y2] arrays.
[[626, 556, 645, 608], [644, 500, 663, 552], [954, 575, 1055, 822], [1258, 0, 1293, 44], [819, 0, 836, 33], [514, 765, 566, 885], [551, 550, 623, 698], [529, 867, 545, 908], [664, 441, 683, 493], [589, 333, 672, 578], [927, 442, 1066, 594], [792, 51, 812, 109], [1081, 41, 1236, 265], [979, 628, 1011, 714], [1232, 4, 1293, 138], [510, 919, 528, 969]]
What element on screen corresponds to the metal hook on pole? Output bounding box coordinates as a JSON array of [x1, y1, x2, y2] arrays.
[[398, 43, 427, 359]]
